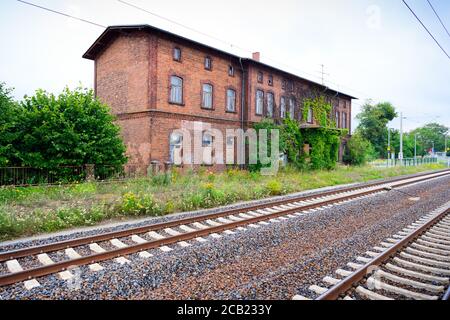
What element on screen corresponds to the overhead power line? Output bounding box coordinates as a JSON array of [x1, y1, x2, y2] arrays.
[[116, 0, 371, 99], [427, 0, 450, 39], [402, 0, 450, 61], [15, 0, 373, 100], [16, 0, 106, 28]]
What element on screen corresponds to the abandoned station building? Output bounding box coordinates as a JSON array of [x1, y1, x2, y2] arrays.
[[83, 24, 355, 172]]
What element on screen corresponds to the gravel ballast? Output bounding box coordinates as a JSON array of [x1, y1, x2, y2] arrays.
[[0, 174, 449, 300]]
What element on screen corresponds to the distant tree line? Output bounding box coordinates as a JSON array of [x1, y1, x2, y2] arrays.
[[344, 100, 449, 165]]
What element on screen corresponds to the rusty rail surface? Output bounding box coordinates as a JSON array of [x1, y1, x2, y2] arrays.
[[0, 169, 449, 288], [316, 208, 450, 300]]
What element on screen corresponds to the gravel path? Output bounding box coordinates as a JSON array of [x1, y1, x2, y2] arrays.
[[0, 175, 449, 300]]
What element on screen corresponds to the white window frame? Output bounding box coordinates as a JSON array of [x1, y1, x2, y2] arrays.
[[202, 84, 213, 109], [170, 76, 183, 104]]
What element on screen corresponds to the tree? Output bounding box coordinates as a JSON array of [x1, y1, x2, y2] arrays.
[[356, 101, 397, 158], [6, 87, 127, 168], [411, 123, 448, 155], [343, 132, 376, 165], [0, 83, 19, 166]]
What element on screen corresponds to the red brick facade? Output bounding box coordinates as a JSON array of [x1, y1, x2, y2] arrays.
[[84, 25, 355, 171]]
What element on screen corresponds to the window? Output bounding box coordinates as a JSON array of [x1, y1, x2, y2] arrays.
[[170, 76, 183, 104], [289, 97, 295, 119], [342, 112, 347, 129], [268, 75, 273, 86], [267, 93, 274, 117], [202, 84, 213, 109], [228, 65, 235, 76], [257, 71, 263, 83], [280, 96, 286, 118], [335, 111, 340, 128], [256, 90, 264, 115], [226, 89, 236, 112], [202, 132, 214, 165], [282, 80, 287, 90], [169, 133, 183, 165], [205, 56, 212, 70], [306, 107, 313, 123], [226, 136, 235, 165], [173, 47, 181, 61]]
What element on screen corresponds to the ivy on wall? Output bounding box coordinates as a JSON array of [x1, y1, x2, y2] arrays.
[[250, 94, 347, 171], [250, 118, 346, 172], [302, 95, 334, 127]]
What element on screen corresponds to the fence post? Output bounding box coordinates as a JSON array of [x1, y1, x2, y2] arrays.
[[164, 161, 173, 174], [149, 161, 160, 176], [85, 164, 95, 182]]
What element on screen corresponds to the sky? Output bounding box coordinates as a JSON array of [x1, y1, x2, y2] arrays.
[[0, 0, 449, 132]]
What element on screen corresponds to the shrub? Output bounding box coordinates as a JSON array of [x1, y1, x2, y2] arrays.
[[118, 192, 161, 216], [266, 180, 282, 195], [343, 133, 376, 166]]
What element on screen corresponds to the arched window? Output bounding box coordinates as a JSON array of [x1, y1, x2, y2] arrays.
[[307, 107, 313, 123], [256, 90, 264, 115], [280, 96, 286, 118], [226, 89, 236, 112], [289, 97, 295, 119], [170, 76, 183, 104], [267, 93, 274, 118], [169, 133, 183, 165], [202, 84, 213, 109]]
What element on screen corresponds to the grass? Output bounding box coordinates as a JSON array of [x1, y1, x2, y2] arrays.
[[0, 163, 445, 241]]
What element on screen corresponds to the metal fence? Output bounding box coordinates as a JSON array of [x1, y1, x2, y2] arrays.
[[0, 164, 141, 187], [384, 157, 438, 167]]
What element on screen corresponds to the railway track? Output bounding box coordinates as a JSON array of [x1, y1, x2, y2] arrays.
[[1, 169, 449, 291], [293, 201, 450, 301]]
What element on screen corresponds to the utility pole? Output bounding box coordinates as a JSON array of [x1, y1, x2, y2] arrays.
[[414, 133, 417, 166], [387, 128, 391, 166], [399, 112, 404, 162]]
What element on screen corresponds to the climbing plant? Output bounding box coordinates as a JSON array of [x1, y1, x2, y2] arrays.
[[302, 95, 334, 127]]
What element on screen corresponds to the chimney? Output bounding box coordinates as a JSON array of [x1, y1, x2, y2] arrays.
[[252, 52, 260, 62]]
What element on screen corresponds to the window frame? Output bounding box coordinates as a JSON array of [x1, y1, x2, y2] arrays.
[[288, 97, 295, 119], [169, 132, 183, 165], [306, 107, 313, 124], [335, 110, 340, 128], [169, 75, 184, 106], [266, 92, 275, 118], [280, 96, 286, 118], [255, 89, 264, 116], [228, 65, 235, 77], [204, 56, 212, 71], [257, 71, 264, 84], [173, 47, 182, 62], [201, 83, 214, 110], [268, 75, 274, 86], [226, 88, 237, 113]]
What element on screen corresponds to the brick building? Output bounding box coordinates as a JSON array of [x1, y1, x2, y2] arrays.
[[83, 24, 356, 172]]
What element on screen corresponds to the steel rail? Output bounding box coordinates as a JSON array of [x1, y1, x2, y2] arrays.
[[0, 170, 449, 287], [316, 208, 450, 300], [0, 188, 391, 287], [1, 169, 448, 263]]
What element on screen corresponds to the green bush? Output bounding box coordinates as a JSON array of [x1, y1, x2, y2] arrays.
[[0, 85, 127, 171], [266, 180, 282, 195], [344, 133, 376, 166], [118, 192, 162, 216]]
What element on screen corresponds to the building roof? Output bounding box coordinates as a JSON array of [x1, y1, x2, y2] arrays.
[[83, 24, 357, 100]]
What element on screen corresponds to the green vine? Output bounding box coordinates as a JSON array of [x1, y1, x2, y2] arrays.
[[302, 95, 333, 127]]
